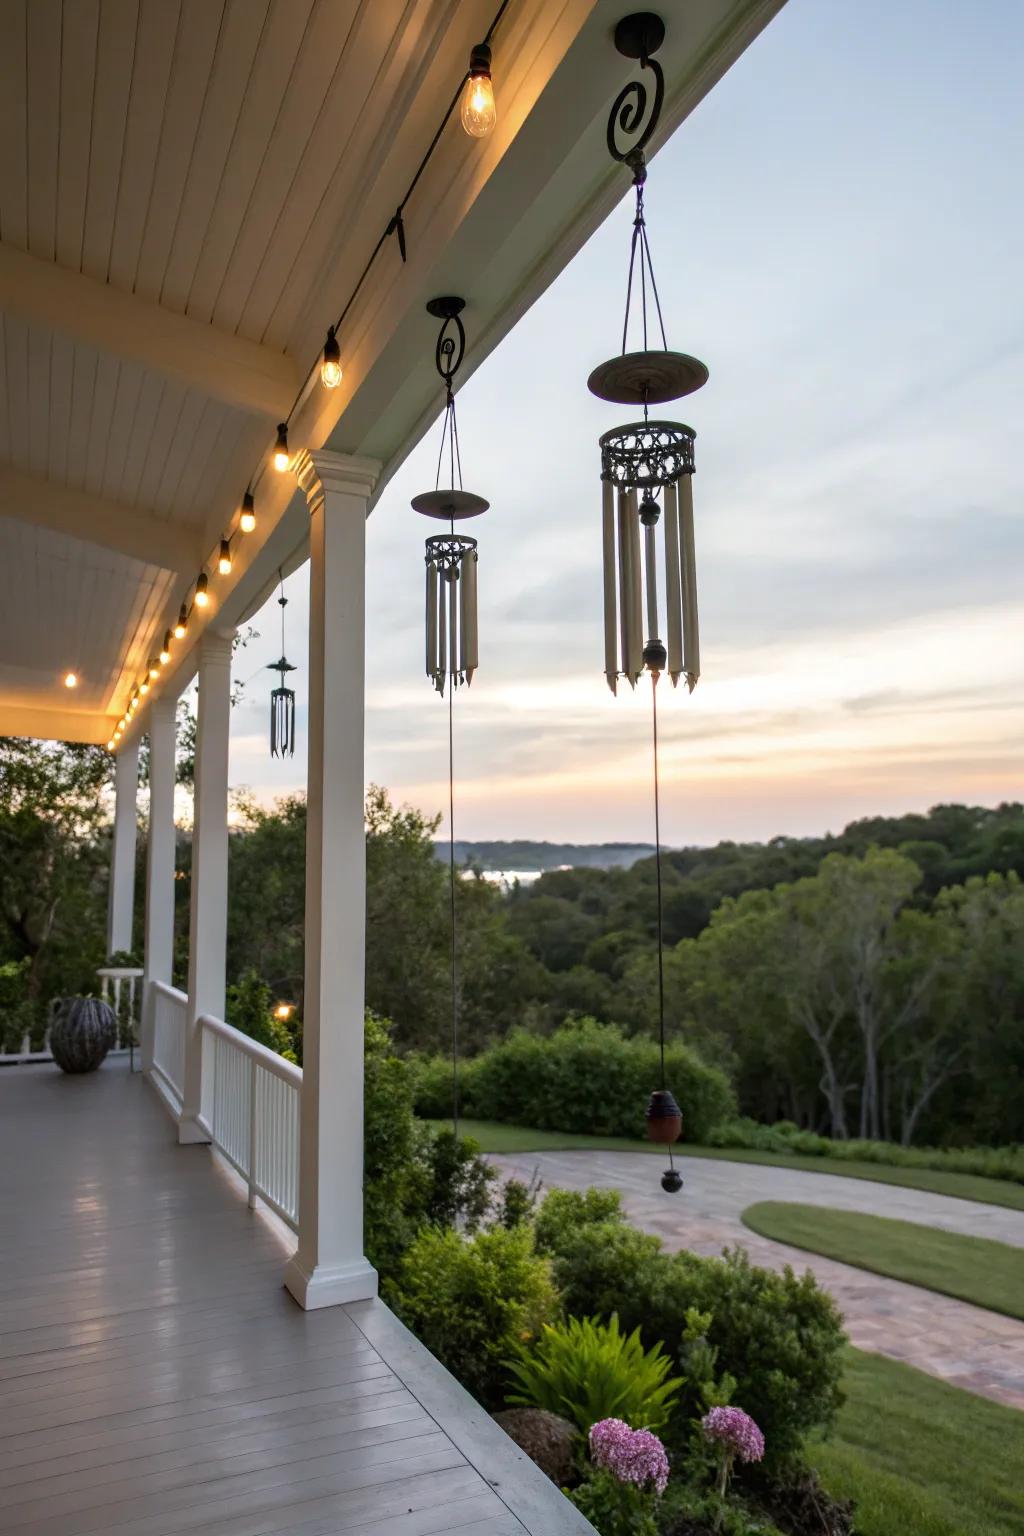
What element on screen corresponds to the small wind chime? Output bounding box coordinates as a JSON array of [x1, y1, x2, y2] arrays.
[[268, 574, 297, 758], [590, 12, 710, 1194], [412, 298, 488, 1133]]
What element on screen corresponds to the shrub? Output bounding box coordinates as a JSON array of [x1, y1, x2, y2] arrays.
[[543, 1204, 845, 1467], [570, 1466, 659, 1536], [364, 1013, 494, 1281], [411, 1018, 735, 1142], [506, 1314, 682, 1436], [407, 1049, 485, 1119], [533, 1186, 625, 1256], [387, 1224, 557, 1409]]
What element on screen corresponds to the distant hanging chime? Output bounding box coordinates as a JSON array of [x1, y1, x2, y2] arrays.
[[590, 12, 711, 1194], [412, 297, 486, 696], [268, 575, 297, 758], [412, 297, 489, 1136]]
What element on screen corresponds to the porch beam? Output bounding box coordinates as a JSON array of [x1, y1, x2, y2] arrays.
[[0, 463, 201, 571], [0, 242, 300, 420], [0, 703, 112, 744], [285, 448, 380, 1311]]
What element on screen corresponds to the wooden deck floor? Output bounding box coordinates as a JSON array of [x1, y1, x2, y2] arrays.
[[0, 1061, 589, 1536]]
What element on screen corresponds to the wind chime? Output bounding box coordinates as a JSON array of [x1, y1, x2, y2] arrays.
[[590, 12, 709, 1194], [268, 574, 297, 758], [412, 298, 488, 1132]]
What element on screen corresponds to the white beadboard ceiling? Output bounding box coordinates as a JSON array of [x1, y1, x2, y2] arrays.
[[0, 0, 784, 743]]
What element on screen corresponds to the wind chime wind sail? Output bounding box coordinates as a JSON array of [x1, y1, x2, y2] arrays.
[[268, 575, 297, 758], [412, 298, 489, 1134], [590, 12, 710, 1193]]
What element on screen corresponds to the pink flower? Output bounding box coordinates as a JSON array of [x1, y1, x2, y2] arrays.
[[589, 1417, 670, 1495], [701, 1406, 765, 1464]]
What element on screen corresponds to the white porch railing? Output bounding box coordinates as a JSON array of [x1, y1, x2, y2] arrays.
[[200, 1014, 301, 1231], [151, 981, 188, 1110]]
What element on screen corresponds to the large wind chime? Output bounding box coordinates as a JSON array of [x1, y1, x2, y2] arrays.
[[412, 298, 488, 1132], [590, 12, 709, 1193]]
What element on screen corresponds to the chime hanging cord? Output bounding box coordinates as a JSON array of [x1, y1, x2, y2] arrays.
[[620, 178, 669, 359], [652, 670, 676, 1176]]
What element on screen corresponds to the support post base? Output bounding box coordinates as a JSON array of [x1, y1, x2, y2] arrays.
[[177, 1114, 211, 1145], [284, 1253, 378, 1310]]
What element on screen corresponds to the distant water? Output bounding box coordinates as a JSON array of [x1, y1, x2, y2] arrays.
[[476, 868, 548, 887]]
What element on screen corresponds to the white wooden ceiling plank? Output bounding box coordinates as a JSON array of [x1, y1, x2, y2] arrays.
[[210, 0, 359, 338], [164, 395, 226, 524], [64, 341, 100, 490], [116, 369, 166, 506], [263, 0, 453, 352], [151, 387, 206, 519], [26, 323, 51, 480], [184, 0, 316, 326], [98, 356, 146, 503], [46, 329, 76, 486], [81, 0, 140, 281], [159, 0, 274, 314], [25, 0, 61, 262], [247, 0, 431, 347], [55, 0, 101, 272], [133, 377, 189, 514], [83, 353, 123, 491], [133, 0, 227, 302], [0, 0, 28, 249], [107, 0, 182, 293]]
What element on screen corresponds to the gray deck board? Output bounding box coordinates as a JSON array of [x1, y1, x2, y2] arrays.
[[0, 1063, 539, 1536]]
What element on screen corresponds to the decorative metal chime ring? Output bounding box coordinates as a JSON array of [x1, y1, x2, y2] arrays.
[[600, 420, 695, 490], [425, 533, 477, 570]]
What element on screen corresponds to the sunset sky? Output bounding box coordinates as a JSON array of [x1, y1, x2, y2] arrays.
[[225, 0, 1024, 847]]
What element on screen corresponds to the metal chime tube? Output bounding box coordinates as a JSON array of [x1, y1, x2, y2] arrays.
[[663, 479, 683, 685], [643, 509, 659, 644], [447, 566, 458, 685], [678, 472, 700, 692], [437, 562, 447, 692], [616, 489, 632, 687], [601, 479, 617, 694], [460, 547, 478, 683], [626, 489, 643, 680], [426, 559, 438, 682]]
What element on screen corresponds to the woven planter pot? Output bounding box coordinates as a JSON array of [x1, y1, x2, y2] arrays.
[[50, 996, 118, 1074]]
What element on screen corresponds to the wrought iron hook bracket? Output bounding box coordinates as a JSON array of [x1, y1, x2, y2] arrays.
[[607, 12, 665, 169]]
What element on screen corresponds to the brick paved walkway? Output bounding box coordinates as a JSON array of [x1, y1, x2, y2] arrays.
[[490, 1151, 1024, 1411]]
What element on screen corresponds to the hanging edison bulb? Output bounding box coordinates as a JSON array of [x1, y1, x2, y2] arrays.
[[589, 12, 713, 1196], [460, 44, 496, 138], [239, 491, 256, 534], [273, 422, 290, 472], [320, 326, 343, 388]]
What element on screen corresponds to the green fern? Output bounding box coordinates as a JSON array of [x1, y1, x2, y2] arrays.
[[505, 1313, 682, 1435]]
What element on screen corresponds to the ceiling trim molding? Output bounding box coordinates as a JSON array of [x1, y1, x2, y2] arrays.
[[0, 462, 201, 571], [0, 242, 301, 420], [0, 702, 112, 746]]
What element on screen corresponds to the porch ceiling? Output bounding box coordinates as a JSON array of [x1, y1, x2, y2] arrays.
[[0, 0, 784, 747]]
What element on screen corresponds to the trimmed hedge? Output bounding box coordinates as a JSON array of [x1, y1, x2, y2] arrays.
[[708, 1117, 1024, 1185], [410, 1018, 736, 1143]]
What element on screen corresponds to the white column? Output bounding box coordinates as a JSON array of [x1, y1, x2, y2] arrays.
[[142, 698, 177, 1076], [285, 448, 380, 1310], [180, 630, 233, 1145], [107, 739, 140, 956]]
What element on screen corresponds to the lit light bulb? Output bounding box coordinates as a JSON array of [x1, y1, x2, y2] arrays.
[[148, 658, 159, 680], [174, 604, 188, 640], [239, 492, 256, 534], [194, 573, 210, 608], [107, 738, 115, 750], [275, 1002, 294, 1021], [218, 538, 232, 575], [63, 671, 77, 688], [273, 422, 290, 472], [320, 326, 342, 388], [460, 44, 496, 138], [160, 631, 172, 665], [139, 680, 149, 697]]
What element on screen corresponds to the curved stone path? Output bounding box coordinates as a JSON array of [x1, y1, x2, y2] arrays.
[[490, 1151, 1024, 1411]]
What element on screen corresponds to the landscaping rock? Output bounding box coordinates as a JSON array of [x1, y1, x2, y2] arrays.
[[492, 1407, 576, 1485]]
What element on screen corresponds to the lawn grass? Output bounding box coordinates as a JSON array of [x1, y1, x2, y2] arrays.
[[741, 1201, 1024, 1320], [810, 1349, 1024, 1536], [426, 1118, 1024, 1212]]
